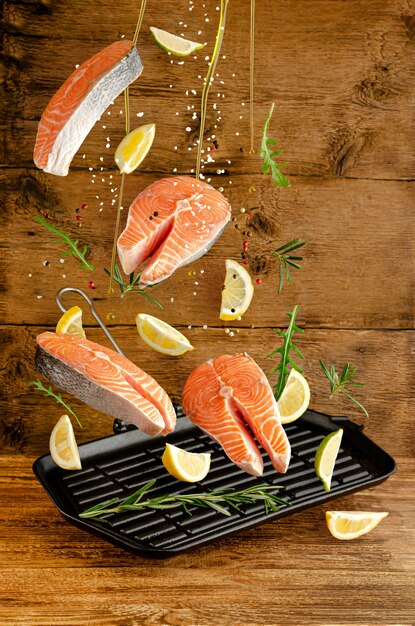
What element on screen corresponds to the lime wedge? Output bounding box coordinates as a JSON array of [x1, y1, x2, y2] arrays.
[[314, 428, 343, 492], [150, 27, 205, 57]]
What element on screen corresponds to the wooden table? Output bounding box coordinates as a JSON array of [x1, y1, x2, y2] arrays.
[[1, 0, 414, 624]]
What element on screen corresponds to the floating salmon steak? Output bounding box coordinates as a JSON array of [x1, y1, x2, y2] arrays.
[[35, 332, 175, 436], [182, 353, 291, 476], [117, 176, 231, 287], [34, 40, 143, 177]]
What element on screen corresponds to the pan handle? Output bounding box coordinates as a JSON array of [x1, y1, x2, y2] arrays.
[[55, 287, 125, 356]]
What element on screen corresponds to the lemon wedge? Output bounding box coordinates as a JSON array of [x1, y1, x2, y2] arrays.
[[49, 415, 82, 470], [162, 443, 211, 482], [314, 429, 343, 492], [277, 369, 310, 424], [136, 313, 194, 356], [56, 305, 86, 338], [326, 511, 388, 540], [115, 123, 155, 174], [220, 259, 254, 321], [150, 27, 205, 57]]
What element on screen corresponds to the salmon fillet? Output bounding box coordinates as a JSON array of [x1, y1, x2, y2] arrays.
[[35, 332, 175, 436], [182, 353, 291, 475], [117, 176, 231, 287], [34, 40, 143, 177]]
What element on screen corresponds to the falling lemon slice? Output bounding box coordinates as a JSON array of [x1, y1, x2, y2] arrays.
[[136, 313, 194, 356], [314, 429, 343, 492], [49, 415, 82, 470], [220, 259, 254, 321], [115, 123, 155, 174], [326, 511, 388, 540], [56, 305, 86, 338], [162, 443, 211, 482], [277, 369, 311, 424], [150, 26, 205, 57]]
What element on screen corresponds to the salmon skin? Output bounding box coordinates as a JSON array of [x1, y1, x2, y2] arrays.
[[35, 332, 175, 437], [34, 40, 143, 177], [182, 353, 291, 476], [117, 176, 231, 287]]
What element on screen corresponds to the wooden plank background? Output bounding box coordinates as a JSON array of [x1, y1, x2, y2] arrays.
[[1, 0, 414, 624]]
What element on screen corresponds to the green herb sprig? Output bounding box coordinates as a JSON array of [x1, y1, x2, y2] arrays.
[[30, 380, 82, 428], [260, 102, 290, 188], [80, 480, 290, 522], [34, 216, 94, 271], [273, 238, 306, 293], [104, 264, 163, 310], [319, 361, 368, 418], [266, 305, 304, 400]]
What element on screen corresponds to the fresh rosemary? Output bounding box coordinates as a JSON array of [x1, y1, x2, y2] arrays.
[[29, 380, 82, 428], [34, 216, 94, 271], [320, 361, 368, 418], [260, 102, 290, 188], [266, 305, 304, 400], [273, 238, 306, 293], [79, 480, 290, 521], [103, 264, 163, 309]]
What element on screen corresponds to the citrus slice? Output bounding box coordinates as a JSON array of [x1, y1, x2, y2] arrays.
[[314, 428, 343, 492], [135, 313, 194, 356], [326, 511, 388, 540], [162, 443, 211, 482], [114, 123, 155, 174], [56, 305, 86, 338], [49, 415, 82, 470], [150, 26, 205, 57], [220, 259, 254, 321], [277, 369, 310, 424]]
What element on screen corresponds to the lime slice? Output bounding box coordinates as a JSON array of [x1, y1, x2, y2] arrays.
[[49, 415, 82, 470], [115, 123, 155, 174], [326, 511, 388, 540], [314, 428, 343, 492], [56, 305, 85, 338], [136, 313, 194, 356], [150, 26, 205, 57], [220, 259, 254, 321], [277, 369, 310, 424], [162, 443, 211, 482]]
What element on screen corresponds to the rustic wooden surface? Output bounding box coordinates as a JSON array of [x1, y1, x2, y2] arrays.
[[1, 0, 414, 624]]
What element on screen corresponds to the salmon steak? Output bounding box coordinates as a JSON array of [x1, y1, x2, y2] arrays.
[[34, 40, 143, 177], [117, 176, 231, 287], [182, 353, 291, 476], [35, 332, 175, 436]]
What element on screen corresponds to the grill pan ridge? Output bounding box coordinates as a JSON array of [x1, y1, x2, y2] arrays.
[[33, 407, 396, 558]]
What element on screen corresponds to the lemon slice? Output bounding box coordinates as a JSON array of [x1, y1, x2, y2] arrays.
[[220, 259, 254, 321], [56, 305, 86, 338], [278, 369, 310, 424], [136, 313, 194, 356], [150, 26, 205, 57], [115, 123, 155, 174], [314, 428, 343, 492], [326, 511, 388, 540], [162, 443, 211, 482], [49, 415, 82, 470]]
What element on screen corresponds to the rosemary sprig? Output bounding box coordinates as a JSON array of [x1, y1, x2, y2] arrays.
[[320, 361, 368, 418], [266, 305, 304, 400], [273, 238, 306, 293], [104, 264, 163, 310], [79, 480, 290, 521], [29, 380, 82, 428], [260, 102, 290, 188], [34, 216, 94, 271]]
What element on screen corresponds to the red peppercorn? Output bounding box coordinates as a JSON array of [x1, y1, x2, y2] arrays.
[[88, 281, 95, 289], [243, 241, 248, 252], [76, 215, 82, 221], [81, 203, 88, 209], [256, 278, 262, 284], [243, 259, 249, 265], [247, 214, 252, 220]]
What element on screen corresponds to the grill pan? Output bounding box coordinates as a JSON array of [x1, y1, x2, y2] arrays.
[[33, 407, 396, 558]]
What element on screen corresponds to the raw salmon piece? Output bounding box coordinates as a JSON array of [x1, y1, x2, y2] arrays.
[[34, 40, 143, 177], [182, 360, 263, 476], [35, 332, 175, 436], [117, 176, 231, 287]]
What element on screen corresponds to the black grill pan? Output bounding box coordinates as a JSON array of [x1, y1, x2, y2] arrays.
[[33, 407, 396, 558]]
